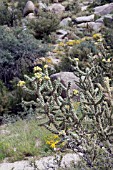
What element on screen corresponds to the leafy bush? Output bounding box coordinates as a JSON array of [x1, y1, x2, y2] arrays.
[[0, 81, 13, 116], [0, 0, 22, 27], [27, 11, 60, 39], [0, 26, 48, 85]]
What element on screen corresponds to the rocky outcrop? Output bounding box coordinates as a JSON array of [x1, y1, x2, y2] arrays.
[[0, 153, 80, 170], [74, 14, 95, 23], [48, 3, 65, 16], [50, 72, 79, 99], [23, 1, 35, 17], [103, 14, 113, 28], [94, 3, 113, 16], [60, 17, 71, 27], [77, 21, 104, 32]]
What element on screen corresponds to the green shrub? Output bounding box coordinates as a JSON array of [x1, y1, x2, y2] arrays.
[[0, 0, 22, 27], [0, 80, 13, 116], [27, 11, 60, 39], [0, 26, 48, 85]]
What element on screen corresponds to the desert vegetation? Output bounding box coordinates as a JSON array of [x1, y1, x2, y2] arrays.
[[0, 0, 113, 169]]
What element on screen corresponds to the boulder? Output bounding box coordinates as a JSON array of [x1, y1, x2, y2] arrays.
[[23, 1, 35, 17], [103, 14, 113, 28], [26, 13, 36, 19], [74, 14, 95, 23], [50, 72, 79, 99], [94, 3, 113, 16], [77, 22, 104, 32], [60, 17, 71, 27], [48, 3, 65, 16], [56, 29, 68, 40]]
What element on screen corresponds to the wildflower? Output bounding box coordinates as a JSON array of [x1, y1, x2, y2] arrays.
[[17, 81, 26, 87], [33, 66, 42, 72], [34, 73, 42, 79], [44, 64, 48, 69], [74, 58, 79, 61], [107, 58, 111, 62], [66, 40, 75, 46], [73, 89, 79, 95], [58, 42, 65, 47], [102, 58, 106, 62], [50, 140, 59, 149], [93, 33, 102, 40], [44, 76, 50, 80], [53, 135, 59, 139]]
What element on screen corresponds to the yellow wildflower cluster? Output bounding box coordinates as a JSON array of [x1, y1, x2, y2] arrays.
[[66, 39, 82, 46], [17, 81, 26, 87], [44, 64, 48, 69], [46, 135, 60, 149], [102, 58, 111, 62], [33, 66, 42, 72], [34, 73, 42, 79], [93, 33, 101, 39], [44, 76, 50, 80], [73, 89, 79, 95], [58, 42, 65, 47], [93, 33, 103, 42]]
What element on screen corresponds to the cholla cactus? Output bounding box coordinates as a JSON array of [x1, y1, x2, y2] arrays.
[[19, 59, 113, 168]]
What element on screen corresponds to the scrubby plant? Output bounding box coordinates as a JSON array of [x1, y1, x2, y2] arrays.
[[0, 0, 22, 27], [0, 26, 48, 85], [0, 80, 14, 117], [18, 58, 113, 169], [65, 0, 80, 15], [27, 11, 60, 39]]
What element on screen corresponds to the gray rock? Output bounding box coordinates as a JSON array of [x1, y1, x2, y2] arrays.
[[56, 29, 68, 40], [60, 17, 71, 27], [103, 14, 113, 28], [38, 1, 47, 10], [23, 1, 35, 16], [94, 3, 113, 16], [50, 72, 79, 99], [48, 3, 65, 16], [0, 153, 80, 170], [26, 13, 36, 19], [74, 14, 95, 23], [77, 22, 104, 32]]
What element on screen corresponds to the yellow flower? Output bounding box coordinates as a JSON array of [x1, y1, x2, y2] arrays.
[[66, 40, 75, 46], [44, 76, 50, 80], [50, 140, 59, 148], [93, 33, 102, 40], [44, 64, 48, 69], [34, 73, 42, 79], [33, 66, 42, 72], [102, 58, 106, 62], [58, 42, 65, 47], [73, 89, 79, 95], [107, 58, 111, 62], [46, 141, 51, 145], [53, 135, 59, 139], [17, 81, 25, 87], [74, 58, 79, 61]]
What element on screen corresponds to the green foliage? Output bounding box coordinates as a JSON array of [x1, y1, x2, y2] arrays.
[[0, 26, 48, 84], [0, 0, 22, 27], [27, 11, 60, 39], [0, 119, 52, 162], [65, 0, 80, 15], [0, 80, 14, 116]]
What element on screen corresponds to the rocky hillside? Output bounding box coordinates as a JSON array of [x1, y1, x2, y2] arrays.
[[0, 0, 113, 170]]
